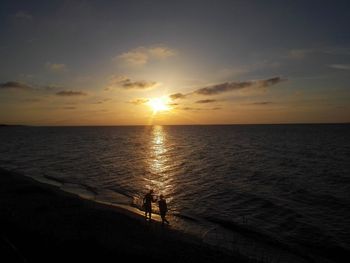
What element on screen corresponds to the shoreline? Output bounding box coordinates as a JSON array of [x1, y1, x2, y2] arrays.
[[1, 167, 347, 263], [0, 168, 244, 262]]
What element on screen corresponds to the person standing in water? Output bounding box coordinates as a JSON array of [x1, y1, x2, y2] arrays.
[[143, 189, 156, 220], [158, 194, 169, 225]]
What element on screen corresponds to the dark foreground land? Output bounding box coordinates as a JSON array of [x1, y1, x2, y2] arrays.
[[0, 168, 247, 263]]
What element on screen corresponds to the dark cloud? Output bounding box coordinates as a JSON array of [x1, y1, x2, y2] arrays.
[[258, 77, 284, 87], [195, 82, 251, 95], [0, 81, 33, 90], [107, 76, 158, 90], [194, 77, 284, 96], [249, 101, 273, 105], [56, 90, 87, 96], [169, 93, 187, 100], [181, 107, 200, 111], [195, 99, 217, 104], [122, 80, 157, 89], [180, 106, 221, 111]]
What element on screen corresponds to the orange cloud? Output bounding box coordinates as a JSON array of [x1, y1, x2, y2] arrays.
[[116, 45, 176, 66]]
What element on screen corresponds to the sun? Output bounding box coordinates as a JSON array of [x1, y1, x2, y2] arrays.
[[148, 97, 171, 113]]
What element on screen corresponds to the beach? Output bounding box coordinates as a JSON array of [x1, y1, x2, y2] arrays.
[[1, 0, 349, 262], [0, 168, 246, 262]]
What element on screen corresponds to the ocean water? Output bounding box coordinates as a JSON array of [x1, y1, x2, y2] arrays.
[[0, 124, 349, 262]]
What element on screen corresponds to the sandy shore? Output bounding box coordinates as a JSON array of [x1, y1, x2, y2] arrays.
[[0, 168, 248, 262]]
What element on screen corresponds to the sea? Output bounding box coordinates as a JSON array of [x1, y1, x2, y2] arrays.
[[0, 124, 349, 262]]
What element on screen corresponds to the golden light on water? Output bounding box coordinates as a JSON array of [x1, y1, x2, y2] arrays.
[[151, 125, 166, 172], [147, 125, 173, 200]]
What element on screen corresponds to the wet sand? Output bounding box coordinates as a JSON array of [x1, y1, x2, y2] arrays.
[[0, 168, 246, 262]]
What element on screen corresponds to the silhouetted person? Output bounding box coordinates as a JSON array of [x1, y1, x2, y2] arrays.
[[158, 194, 169, 225], [143, 189, 156, 220]]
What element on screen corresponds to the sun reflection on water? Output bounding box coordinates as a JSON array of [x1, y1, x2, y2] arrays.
[[146, 125, 173, 201], [151, 125, 166, 172]]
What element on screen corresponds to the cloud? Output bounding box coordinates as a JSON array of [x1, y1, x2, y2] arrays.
[[117, 49, 149, 65], [285, 47, 350, 60], [195, 77, 284, 96], [148, 46, 176, 59], [106, 76, 158, 90], [0, 81, 33, 90], [116, 45, 176, 66], [46, 62, 67, 72], [329, 64, 350, 70], [122, 80, 157, 89], [14, 11, 33, 20], [195, 82, 251, 95], [195, 99, 217, 104], [248, 101, 273, 105], [56, 90, 87, 96], [180, 107, 221, 111], [180, 107, 201, 111], [167, 77, 284, 102], [0, 81, 90, 101], [169, 93, 187, 100], [258, 77, 284, 87], [128, 98, 149, 105]]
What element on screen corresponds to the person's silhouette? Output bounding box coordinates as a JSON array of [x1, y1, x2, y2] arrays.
[[143, 189, 156, 220], [158, 194, 169, 225]]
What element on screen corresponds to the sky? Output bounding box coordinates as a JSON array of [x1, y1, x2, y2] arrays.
[[0, 0, 349, 125]]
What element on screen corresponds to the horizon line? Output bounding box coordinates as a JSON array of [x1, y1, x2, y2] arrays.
[[1, 122, 349, 127]]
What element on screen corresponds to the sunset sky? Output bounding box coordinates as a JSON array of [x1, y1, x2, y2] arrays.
[[0, 0, 349, 125]]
